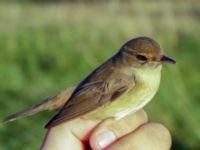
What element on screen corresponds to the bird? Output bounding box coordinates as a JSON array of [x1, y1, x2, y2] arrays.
[[2, 36, 176, 129]]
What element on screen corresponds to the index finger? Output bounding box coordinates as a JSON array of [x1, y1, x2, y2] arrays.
[[41, 118, 100, 150]]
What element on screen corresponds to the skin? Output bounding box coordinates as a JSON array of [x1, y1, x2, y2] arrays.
[[41, 109, 172, 150]]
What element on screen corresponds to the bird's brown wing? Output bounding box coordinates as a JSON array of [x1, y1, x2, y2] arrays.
[[45, 60, 135, 128]]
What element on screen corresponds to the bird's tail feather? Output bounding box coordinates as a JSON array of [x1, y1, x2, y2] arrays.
[[2, 86, 76, 124]]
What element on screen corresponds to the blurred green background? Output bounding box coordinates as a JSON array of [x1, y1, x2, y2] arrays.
[[0, 0, 199, 149]]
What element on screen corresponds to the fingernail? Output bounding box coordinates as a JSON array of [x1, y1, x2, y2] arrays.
[[96, 130, 116, 149]]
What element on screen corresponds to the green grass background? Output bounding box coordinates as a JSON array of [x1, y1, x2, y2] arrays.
[[0, 1, 199, 149]]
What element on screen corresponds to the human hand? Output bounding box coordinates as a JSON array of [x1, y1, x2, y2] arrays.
[[41, 109, 171, 150]]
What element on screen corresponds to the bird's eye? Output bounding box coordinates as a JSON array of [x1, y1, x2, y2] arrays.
[[136, 55, 147, 61]]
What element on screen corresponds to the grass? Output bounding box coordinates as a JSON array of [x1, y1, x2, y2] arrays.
[[0, 1, 199, 149]]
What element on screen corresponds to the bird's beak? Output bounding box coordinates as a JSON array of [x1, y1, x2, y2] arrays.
[[161, 55, 176, 64]]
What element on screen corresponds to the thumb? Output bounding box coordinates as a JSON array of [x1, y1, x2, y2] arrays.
[[89, 110, 148, 150]]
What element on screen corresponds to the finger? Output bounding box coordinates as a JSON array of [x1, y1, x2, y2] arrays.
[[89, 109, 148, 150], [41, 118, 101, 150], [106, 123, 172, 150]]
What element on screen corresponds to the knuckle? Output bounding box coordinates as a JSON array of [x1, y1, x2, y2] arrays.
[[138, 109, 148, 123], [133, 109, 148, 124]]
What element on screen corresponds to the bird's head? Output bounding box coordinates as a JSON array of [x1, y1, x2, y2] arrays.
[[120, 36, 176, 68]]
